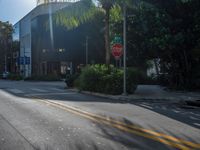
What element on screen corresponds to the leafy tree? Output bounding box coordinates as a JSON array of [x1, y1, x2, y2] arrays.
[[112, 0, 200, 89], [0, 21, 13, 73], [54, 0, 99, 30], [143, 0, 200, 89], [51, 0, 200, 89]]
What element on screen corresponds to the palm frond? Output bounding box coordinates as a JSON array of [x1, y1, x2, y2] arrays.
[[53, 0, 101, 30]]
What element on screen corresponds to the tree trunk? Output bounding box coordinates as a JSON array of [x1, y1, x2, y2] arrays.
[[182, 49, 190, 88], [105, 8, 110, 64]]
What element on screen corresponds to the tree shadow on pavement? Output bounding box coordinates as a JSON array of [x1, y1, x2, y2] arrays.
[[1, 88, 200, 150], [34, 141, 100, 150], [2, 88, 200, 133], [92, 118, 176, 150], [31, 91, 200, 130]]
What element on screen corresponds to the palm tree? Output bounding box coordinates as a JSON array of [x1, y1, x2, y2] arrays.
[[53, 0, 115, 64], [53, 0, 133, 64], [99, 0, 134, 64], [98, 0, 115, 64], [54, 0, 99, 30]]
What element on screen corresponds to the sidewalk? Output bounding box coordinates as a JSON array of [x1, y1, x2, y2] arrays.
[[70, 85, 200, 103]]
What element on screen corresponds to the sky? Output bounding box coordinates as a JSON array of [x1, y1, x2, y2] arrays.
[[0, 0, 36, 25]]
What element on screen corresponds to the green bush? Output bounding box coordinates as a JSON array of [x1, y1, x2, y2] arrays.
[[126, 68, 139, 93], [102, 70, 123, 94], [7, 74, 23, 81], [78, 65, 102, 92], [76, 64, 139, 95]]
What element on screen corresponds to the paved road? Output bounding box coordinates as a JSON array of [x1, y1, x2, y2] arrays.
[[0, 80, 200, 150]]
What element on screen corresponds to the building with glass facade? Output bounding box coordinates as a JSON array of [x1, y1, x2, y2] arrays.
[[13, 0, 104, 77], [14, 1, 74, 77]]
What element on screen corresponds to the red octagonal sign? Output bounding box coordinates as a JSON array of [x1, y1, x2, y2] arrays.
[[112, 43, 123, 60]]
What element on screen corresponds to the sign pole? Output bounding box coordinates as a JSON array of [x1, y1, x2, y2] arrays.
[[123, 3, 127, 95]]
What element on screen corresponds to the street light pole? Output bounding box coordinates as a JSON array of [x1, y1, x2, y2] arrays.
[[4, 55, 7, 72], [123, 2, 127, 95], [23, 46, 26, 79]]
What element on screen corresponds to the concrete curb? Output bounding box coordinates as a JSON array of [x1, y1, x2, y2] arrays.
[[67, 88, 200, 103]]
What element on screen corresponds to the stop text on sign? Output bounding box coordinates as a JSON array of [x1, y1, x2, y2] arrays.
[[112, 43, 123, 60]]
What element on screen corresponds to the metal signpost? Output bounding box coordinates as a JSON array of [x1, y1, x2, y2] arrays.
[[111, 2, 127, 95], [123, 3, 127, 95]]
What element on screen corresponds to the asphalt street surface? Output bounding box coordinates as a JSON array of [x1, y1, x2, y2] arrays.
[[0, 80, 200, 150]]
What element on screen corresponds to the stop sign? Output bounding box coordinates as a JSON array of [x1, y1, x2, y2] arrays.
[[112, 43, 123, 59]]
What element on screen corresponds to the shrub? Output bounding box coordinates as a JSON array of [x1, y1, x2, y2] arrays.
[[102, 70, 123, 94], [78, 65, 102, 92], [126, 68, 139, 93], [77, 64, 139, 95]]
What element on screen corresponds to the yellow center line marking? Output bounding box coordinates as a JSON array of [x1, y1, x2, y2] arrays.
[[29, 96, 200, 150], [47, 100, 200, 149]]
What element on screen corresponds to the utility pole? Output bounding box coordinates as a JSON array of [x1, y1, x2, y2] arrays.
[[123, 2, 127, 95], [4, 55, 7, 72], [4, 39, 7, 73], [86, 36, 89, 65]]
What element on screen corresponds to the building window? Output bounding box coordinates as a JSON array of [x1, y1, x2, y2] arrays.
[[42, 49, 49, 53], [61, 62, 67, 74], [58, 48, 65, 53]]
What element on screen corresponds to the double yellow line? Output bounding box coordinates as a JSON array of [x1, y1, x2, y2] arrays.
[[29, 96, 200, 150]]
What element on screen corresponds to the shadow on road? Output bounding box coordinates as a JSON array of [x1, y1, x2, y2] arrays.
[[27, 90, 200, 130], [33, 118, 177, 150], [1, 87, 200, 150], [92, 118, 185, 150], [34, 141, 101, 150]]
